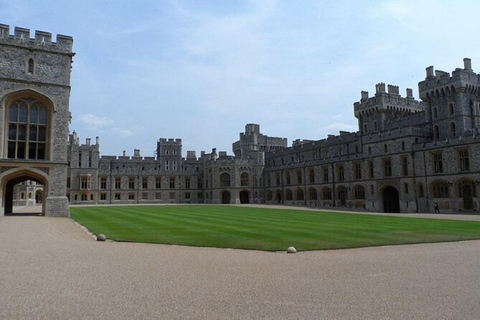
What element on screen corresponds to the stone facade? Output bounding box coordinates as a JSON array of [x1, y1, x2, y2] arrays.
[[0, 24, 73, 217], [68, 124, 286, 205], [68, 59, 480, 214]]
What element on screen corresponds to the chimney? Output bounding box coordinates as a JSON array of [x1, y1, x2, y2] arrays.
[[86, 138, 91, 146], [95, 136, 99, 145], [464, 58, 472, 71], [361, 91, 369, 101], [123, 150, 126, 157], [426, 66, 434, 78], [134, 149, 141, 157]]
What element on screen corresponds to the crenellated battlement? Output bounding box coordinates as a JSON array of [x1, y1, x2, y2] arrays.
[[0, 23, 73, 54], [418, 58, 480, 101], [354, 83, 422, 119]]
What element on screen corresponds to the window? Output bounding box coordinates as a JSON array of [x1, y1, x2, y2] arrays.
[[28, 58, 34, 74], [114, 193, 121, 200], [100, 177, 107, 189], [155, 192, 162, 200], [355, 163, 362, 179], [81, 194, 87, 201], [88, 151, 92, 167], [297, 170, 302, 184], [433, 107, 438, 119], [401, 141, 405, 151], [296, 188, 304, 201], [142, 192, 148, 200], [115, 177, 121, 189], [383, 158, 392, 177], [434, 125, 440, 140], [142, 177, 148, 189], [353, 186, 365, 200], [323, 167, 329, 182], [433, 153, 443, 173], [368, 146, 372, 156], [185, 192, 191, 199], [170, 177, 176, 189], [449, 103, 454, 115], [337, 165, 344, 181], [308, 188, 317, 200], [402, 156, 408, 176], [7, 97, 49, 160], [285, 189, 293, 201], [275, 172, 280, 186], [156, 177, 162, 189], [128, 193, 135, 200], [384, 144, 388, 153], [165, 160, 169, 170], [404, 183, 409, 194], [129, 177, 135, 189], [418, 184, 424, 198], [369, 161, 374, 179], [169, 192, 175, 200], [459, 149, 470, 171], [240, 173, 248, 187], [432, 181, 449, 198], [363, 124, 368, 134], [309, 169, 315, 184], [185, 177, 191, 189], [458, 181, 476, 198], [322, 188, 332, 200], [80, 175, 91, 190], [286, 171, 291, 185], [374, 121, 377, 132], [450, 122, 456, 138], [173, 161, 177, 171], [100, 193, 107, 200]]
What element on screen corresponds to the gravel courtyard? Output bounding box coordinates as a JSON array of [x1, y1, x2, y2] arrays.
[[1, 214, 480, 319]]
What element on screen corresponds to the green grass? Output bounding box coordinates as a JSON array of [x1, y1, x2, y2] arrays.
[[70, 205, 480, 251]]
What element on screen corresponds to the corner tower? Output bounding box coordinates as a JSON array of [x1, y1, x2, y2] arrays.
[[418, 58, 480, 140], [0, 24, 74, 216]]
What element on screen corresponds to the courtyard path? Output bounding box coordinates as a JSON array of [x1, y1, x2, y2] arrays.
[[1, 215, 480, 319]]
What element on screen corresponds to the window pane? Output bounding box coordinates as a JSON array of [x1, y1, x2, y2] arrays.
[[37, 143, 45, 159], [17, 142, 25, 159], [39, 107, 47, 124], [38, 126, 46, 141], [9, 104, 17, 122], [30, 125, 37, 141], [9, 124, 16, 140], [19, 104, 27, 123], [30, 106, 38, 123], [18, 125, 26, 140], [29, 143, 37, 159], [8, 141, 15, 158]]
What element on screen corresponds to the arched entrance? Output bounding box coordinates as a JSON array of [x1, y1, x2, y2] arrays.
[[2, 170, 47, 215], [221, 190, 231, 204], [382, 186, 400, 213], [239, 190, 250, 204]]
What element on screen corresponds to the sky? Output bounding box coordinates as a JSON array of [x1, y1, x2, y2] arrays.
[[1, 0, 480, 157]]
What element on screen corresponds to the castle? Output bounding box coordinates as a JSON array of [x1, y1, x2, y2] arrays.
[[1, 24, 479, 216]]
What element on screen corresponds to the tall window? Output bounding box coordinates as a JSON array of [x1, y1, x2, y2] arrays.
[[434, 125, 440, 140], [185, 177, 191, 189], [450, 122, 456, 138], [129, 177, 135, 189], [220, 173, 230, 187], [115, 177, 121, 189], [337, 165, 344, 181], [156, 177, 162, 189], [323, 167, 329, 182], [433, 152, 443, 173], [286, 171, 291, 185], [80, 175, 91, 190], [28, 58, 34, 74], [309, 169, 315, 183], [458, 149, 470, 171], [142, 177, 148, 189], [8, 97, 48, 159], [383, 158, 392, 177], [240, 173, 248, 187], [432, 181, 449, 198], [353, 186, 365, 200], [402, 156, 408, 176], [100, 177, 107, 189], [355, 163, 362, 179], [297, 170, 302, 184], [369, 161, 374, 179]]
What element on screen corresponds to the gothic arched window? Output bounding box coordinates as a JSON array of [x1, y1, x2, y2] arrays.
[[7, 97, 49, 160]]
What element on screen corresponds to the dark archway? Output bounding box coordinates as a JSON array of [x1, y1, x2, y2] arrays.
[[382, 186, 400, 213], [239, 190, 250, 204], [5, 175, 45, 215], [221, 190, 231, 204], [275, 190, 282, 203]]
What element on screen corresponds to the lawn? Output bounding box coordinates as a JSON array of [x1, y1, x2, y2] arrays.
[[70, 205, 480, 251]]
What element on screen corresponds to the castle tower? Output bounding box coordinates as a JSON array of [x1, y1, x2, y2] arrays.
[[354, 83, 423, 135], [157, 138, 182, 172], [0, 24, 74, 216], [418, 58, 480, 140]]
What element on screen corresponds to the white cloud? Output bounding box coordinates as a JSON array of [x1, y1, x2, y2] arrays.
[[77, 113, 114, 127], [110, 128, 136, 137]]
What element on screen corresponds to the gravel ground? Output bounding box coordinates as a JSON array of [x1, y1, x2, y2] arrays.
[[1, 213, 480, 319]]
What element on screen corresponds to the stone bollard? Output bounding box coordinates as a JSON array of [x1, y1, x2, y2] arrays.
[[97, 234, 107, 241], [287, 246, 297, 253]]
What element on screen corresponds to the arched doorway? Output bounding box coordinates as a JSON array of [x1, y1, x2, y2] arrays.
[[221, 190, 231, 204], [2, 170, 47, 215], [239, 190, 250, 204], [275, 190, 282, 203], [382, 186, 400, 213]]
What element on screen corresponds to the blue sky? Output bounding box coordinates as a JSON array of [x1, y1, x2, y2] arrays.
[[1, 0, 479, 157]]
